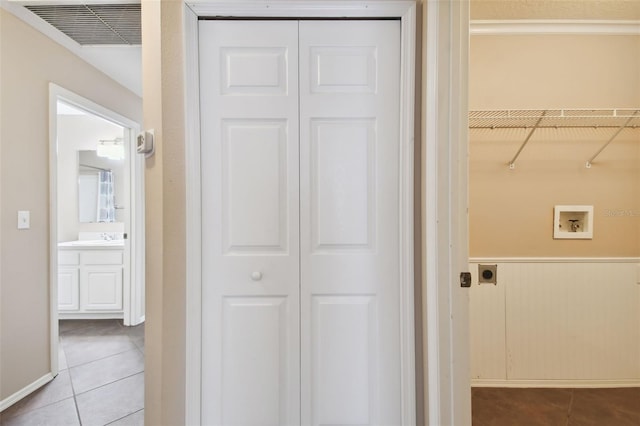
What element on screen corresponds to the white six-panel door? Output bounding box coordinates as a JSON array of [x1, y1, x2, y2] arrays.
[[200, 21, 301, 426], [200, 19, 401, 426], [298, 21, 401, 426]]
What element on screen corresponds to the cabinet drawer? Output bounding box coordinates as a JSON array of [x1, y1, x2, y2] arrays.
[[59, 251, 80, 265], [82, 251, 123, 265]]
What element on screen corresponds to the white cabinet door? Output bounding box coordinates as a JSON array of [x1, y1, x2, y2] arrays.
[[58, 266, 80, 311], [200, 19, 402, 426], [299, 20, 401, 426], [200, 20, 300, 426], [81, 266, 123, 311]]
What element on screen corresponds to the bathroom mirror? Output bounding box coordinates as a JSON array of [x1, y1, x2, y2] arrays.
[[78, 150, 125, 223]]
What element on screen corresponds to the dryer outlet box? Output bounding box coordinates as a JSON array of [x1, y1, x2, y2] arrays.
[[478, 264, 497, 285]]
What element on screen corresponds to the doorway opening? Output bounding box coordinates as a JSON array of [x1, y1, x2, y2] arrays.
[[48, 84, 145, 376]]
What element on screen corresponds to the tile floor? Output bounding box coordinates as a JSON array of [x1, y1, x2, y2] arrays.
[[4, 327, 639, 426], [0, 320, 144, 426], [472, 386, 640, 426]]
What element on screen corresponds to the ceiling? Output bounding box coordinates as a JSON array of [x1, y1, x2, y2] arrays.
[[2, 0, 639, 99], [1, 0, 143, 96]]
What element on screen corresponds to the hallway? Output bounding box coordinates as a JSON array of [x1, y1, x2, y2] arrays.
[[0, 320, 144, 426]]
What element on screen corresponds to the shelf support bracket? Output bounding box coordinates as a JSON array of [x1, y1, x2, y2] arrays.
[[586, 110, 639, 168], [508, 110, 547, 169]]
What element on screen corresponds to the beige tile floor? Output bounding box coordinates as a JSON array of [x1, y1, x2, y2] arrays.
[[0, 320, 144, 426]]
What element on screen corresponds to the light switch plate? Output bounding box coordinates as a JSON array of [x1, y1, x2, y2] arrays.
[[18, 210, 30, 229]]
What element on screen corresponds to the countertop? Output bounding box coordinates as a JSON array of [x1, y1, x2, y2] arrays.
[[58, 240, 125, 249]]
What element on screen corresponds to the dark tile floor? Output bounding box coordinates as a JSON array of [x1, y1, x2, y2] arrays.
[[0, 320, 144, 426], [473, 387, 640, 426]]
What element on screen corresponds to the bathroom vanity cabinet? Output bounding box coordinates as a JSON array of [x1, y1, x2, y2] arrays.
[[58, 244, 124, 319]]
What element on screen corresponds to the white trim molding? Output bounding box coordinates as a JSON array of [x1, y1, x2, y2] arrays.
[[472, 379, 640, 388], [423, 1, 471, 425], [188, 0, 414, 17], [0, 373, 54, 412], [470, 257, 640, 264], [470, 19, 640, 36], [184, 3, 202, 425], [397, 5, 418, 426], [184, 2, 417, 425]]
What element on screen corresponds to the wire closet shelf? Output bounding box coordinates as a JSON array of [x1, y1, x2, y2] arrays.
[[468, 108, 640, 169]]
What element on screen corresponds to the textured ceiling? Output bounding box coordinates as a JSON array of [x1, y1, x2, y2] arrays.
[[471, 0, 640, 20]]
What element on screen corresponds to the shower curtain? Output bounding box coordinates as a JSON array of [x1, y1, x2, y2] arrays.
[[97, 170, 115, 222]]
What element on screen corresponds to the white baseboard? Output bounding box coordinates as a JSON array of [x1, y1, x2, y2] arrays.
[[0, 373, 54, 412], [472, 379, 640, 388]]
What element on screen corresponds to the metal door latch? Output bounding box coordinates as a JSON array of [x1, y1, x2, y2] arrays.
[[460, 272, 472, 288]]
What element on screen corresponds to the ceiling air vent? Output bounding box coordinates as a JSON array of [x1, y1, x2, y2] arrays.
[[25, 3, 141, 45]]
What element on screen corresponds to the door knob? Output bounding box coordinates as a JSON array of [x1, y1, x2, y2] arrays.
[[251, 271, 263, 281]]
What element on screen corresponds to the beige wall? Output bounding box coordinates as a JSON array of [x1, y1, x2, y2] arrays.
[[141, 1, 186, 424], [471, 35, 640, 110], [469, 35, 640, 257], [0, 9, 141, 402], [470, 0, 640, 20]]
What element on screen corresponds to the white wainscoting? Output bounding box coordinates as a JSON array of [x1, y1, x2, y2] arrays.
[[470, 258, 640, 387]]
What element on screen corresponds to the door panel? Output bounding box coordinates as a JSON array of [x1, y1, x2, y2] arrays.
[[310, 46, 377, 93], [222, 297, 289, 425], [200, 20, 300, 426], [82, 266, 123, 311], [311, 119, 376, 251], [221, 119, 289, 253], [299, 20, 401, 426], [221, 47, 288, 95], [58, 267, 80, 311], [312, 295, 378, 425]]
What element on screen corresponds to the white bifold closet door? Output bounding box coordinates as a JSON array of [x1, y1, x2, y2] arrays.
[[200, 19, 401, 426]]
